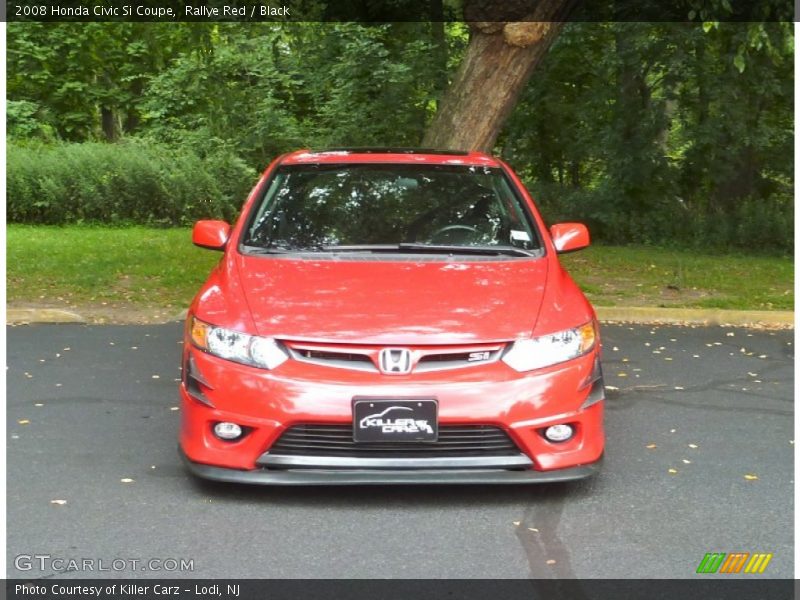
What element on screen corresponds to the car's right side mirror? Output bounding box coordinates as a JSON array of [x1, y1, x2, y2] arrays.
[[549, 223, 590, 254], [192, 220, 231, 251]]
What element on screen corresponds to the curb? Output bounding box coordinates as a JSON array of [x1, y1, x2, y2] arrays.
[[6, 306, 794, 328], [7, 308, 86, 324], [595, 307, 793, 328]]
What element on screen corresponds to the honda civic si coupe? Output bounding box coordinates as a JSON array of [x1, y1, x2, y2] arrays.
[[179, 148, 605, 485]]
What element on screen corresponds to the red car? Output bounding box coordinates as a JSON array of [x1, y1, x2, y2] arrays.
[[179, 148, 604, 484]]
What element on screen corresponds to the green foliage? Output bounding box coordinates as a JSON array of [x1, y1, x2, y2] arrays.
[[7, 23, 209, 141], [6, 22, 793, 252], [502, 22, 792, 253], [7, 141, 256, 225], [142, 23, 443, 167], [7, 100, 55, 141]]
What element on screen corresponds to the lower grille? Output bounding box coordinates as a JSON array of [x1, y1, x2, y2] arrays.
[[268, 424, 521, 458]]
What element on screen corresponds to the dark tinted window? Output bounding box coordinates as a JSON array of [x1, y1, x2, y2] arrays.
[[243, 164, 539, 251]]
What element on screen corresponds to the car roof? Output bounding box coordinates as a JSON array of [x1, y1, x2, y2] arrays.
[[279, 147, 501, 167]]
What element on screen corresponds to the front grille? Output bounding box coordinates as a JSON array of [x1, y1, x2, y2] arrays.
[[285, 342, 504, 374], [287, 346, 376, 372], [297, 349, 375, 371], [268, 424, 520, 458]]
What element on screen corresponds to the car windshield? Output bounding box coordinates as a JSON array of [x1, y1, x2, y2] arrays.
[[241, 163, 541, 254]]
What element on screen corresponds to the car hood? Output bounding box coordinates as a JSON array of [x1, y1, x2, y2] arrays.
[[234, 255, 548, 344]]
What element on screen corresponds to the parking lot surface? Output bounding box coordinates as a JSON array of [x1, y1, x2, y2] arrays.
[[7, 323, 793, 578]]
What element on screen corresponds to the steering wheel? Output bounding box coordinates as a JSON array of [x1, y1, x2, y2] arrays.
[[427, 224, 481, 244]]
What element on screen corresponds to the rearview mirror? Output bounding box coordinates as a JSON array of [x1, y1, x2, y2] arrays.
[[192, 220, 231, 251], [549, 223, 590, 254]]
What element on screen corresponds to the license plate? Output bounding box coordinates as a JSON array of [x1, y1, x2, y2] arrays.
[[352, 398, 438, 442]]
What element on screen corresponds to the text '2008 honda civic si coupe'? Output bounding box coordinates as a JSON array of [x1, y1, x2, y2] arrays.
[[179, 148, 605, 485]]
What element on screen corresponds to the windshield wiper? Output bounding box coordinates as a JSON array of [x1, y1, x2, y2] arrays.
[[241, 243, 296, 254], [244, 243, 538, 257], [397, 243, 538, 257], [319, 245, 400, 252]]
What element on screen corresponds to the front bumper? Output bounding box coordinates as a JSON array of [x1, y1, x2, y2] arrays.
[[178, 344, 605, 481], [180, 447, 602, 485]]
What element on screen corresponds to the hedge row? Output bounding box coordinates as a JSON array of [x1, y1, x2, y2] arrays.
[[8, 141, 257, 225], [529, 182, 793, 254]]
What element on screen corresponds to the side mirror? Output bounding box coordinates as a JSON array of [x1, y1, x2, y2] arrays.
[[549, 223, 590, 254], [192, 220, 231, 251]]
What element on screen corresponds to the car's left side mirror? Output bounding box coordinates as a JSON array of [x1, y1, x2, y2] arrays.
[[549, 223, 590, 254], [192, 220, 231, 251]]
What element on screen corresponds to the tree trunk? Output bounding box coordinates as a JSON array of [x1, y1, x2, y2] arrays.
[[124, 78, 144, 134], [422, 0, 575, 152], [101, 106, 118, 142], [430, 0, 449, 97]]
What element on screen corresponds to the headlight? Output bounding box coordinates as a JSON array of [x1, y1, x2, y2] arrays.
[[502, 321, 597, 372], [190, 316, 289, 370]]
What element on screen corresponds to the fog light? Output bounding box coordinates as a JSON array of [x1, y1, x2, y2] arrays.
[[544, 424, 574, 443], [214, 422, 243, 440]]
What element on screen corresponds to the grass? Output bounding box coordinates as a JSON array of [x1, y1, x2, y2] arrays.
[[6, 225, 794, 319], [560, 245, 793, 311], [7, 225, 220, 316]]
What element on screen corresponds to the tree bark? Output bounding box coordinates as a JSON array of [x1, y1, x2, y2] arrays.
[[422, 0, 576, 152]]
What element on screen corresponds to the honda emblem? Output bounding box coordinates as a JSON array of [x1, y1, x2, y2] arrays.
[[378, 348, 413, 374]]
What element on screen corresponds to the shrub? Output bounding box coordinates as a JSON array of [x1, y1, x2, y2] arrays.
[[527, 182, 792, 254], [7, 140, 257, 225]]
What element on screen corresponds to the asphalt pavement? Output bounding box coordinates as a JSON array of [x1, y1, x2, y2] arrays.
[[6, 323, 794, 579]]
